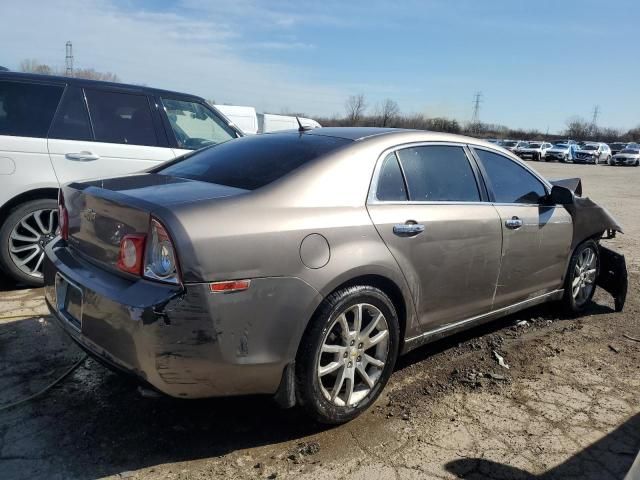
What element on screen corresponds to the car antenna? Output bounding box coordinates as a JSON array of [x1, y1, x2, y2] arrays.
[[296, 116, 311, 133]]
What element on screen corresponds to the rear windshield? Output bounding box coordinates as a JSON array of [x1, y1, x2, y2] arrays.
[[157, 133, 351, 190]]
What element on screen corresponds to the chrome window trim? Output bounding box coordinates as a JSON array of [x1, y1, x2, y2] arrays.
[[367, 141, 484, 205]]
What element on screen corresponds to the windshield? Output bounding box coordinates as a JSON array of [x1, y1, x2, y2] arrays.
[[611, 143, 626, 148], [502, 141, 517, 147], [157, 133, 352, 190], [528, 143, 541, 148], [162, 98, 237, 150], [553, 144, 568, 149], [620, 149, 640, 154], [581, 145, 598, 151]]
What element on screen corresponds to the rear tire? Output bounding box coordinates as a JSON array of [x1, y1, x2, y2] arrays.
[[296, 285, 399, 424], [562, 240, 599, 313], [0, 198, 58, 287]]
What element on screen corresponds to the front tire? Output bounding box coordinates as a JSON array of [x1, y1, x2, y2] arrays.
[[296, 286, 400, 424], [0, 199, 58, 287], [562, 240, 599, 313]]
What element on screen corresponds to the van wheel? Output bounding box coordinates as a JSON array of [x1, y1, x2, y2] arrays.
[[562, 240, 599, 313], [0, 199, 58, 287], [296, 286, 399, 424]]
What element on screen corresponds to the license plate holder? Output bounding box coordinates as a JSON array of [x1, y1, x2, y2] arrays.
[[55, 273, 83, 332]]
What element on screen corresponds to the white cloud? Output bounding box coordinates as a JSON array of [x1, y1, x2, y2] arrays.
[[0, 0, 348, 116]]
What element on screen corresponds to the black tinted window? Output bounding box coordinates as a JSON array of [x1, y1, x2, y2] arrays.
[[0, 80, 64, 137], [396, 146, 479, 202], [158, 133, 351, 190], [376, 153, 407, 201], [49, 87, 92, 141], [85, 89, 157, 146], [475, 149, 547, 204]]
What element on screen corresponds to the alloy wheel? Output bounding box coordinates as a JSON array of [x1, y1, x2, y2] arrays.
[[8, 209, 58, 279], [572, 247, 597, 305], [317, 303, 390, 407]]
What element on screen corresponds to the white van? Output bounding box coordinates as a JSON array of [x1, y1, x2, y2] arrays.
[[213, 105, 259, 135], [0, 72, 241, 285], [259, 113, 322, 133]]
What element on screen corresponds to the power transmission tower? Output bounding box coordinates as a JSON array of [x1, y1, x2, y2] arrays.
[[591, 105, 600, 131], [471, 92, 482, 133], [65, 41, 73, 77]]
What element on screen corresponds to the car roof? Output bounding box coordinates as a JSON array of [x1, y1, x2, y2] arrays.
[[0, 71, 206, 102], [298, 127, 408, 141]]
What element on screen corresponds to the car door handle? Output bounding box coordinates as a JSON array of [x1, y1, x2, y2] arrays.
[[393, 222, 425, 237], [505, 216, 523, 230], [65, 151, 100, 161]]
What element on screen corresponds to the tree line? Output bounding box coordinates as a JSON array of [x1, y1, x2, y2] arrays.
[[314, 94, 640, 143], [19, 59, 120, 83]]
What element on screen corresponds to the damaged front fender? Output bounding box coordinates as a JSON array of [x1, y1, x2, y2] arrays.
[[597, 246, 628, 312], [552, 179, 627, 311]]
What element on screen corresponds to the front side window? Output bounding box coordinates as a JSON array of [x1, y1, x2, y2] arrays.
[[0, 80, 64, 137], [474, 149, 547, 204], [395, 146, 480, 202], [48, 87, 92, 141], [161, 98, 236, 150], [375, 153, 408, 201], [85, 89, 158, 146]]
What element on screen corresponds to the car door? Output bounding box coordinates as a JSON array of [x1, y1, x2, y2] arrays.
[[0, 78, 64, 207], [47, 86, 175, 184], [367, 144, 503, 332], [472, 147, 573, 308]]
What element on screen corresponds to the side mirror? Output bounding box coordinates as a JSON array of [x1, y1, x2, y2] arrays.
[[548, 185, 574, 205]]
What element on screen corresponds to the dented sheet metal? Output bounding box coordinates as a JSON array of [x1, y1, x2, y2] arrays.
[[597, 246, 628, 312]]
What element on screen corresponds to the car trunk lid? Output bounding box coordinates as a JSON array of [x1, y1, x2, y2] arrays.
[[62, 173, 247, 270]]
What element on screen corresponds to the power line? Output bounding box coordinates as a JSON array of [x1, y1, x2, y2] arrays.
[[65, 41, 73, 77]]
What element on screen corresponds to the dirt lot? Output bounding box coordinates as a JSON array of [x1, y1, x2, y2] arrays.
[[1, 162, 639, 480]]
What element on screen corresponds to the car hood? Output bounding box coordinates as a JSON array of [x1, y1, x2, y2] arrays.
[[547, 147, 569, 153]]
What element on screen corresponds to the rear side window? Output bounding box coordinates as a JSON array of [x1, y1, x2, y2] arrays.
[[474, 149, 547, 204], [157, 133, 351, 190], [376, 153, 407, 201], [0, 80, 64, 137], [396, 146, 480, 202], [49, 87, 92, 141], [85, 89, 158, 146]]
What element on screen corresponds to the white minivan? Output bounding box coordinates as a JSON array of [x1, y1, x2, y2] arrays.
[[0, 72, 242, 285]]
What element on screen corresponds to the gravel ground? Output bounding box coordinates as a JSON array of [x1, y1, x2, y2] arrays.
[[0, 161, 638, 480]]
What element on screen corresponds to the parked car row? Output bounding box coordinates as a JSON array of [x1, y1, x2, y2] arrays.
[[490, 138, 639, 166]]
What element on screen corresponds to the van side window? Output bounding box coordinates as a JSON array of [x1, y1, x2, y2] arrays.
[[0, 80, 64, 138], [49, 87, 92, 141], [85, 89, 158, 146]]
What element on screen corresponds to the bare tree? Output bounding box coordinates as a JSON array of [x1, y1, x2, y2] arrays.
[[20, 59, 53, 75], [565, 116, 592, 140], [73, 68, 120, 82], [376, 99, 400, 127], [345, 94, 367, 125]]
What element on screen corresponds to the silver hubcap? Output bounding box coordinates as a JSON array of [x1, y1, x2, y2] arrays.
[[9, 209, 58, 279], [317, 303, 389, 407], [572, 247, 597, 304]]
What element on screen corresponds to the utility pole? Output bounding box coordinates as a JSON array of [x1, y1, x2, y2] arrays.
[[591, 105, 600, 134], [65, 41, 73, 77], [471, 92, 482, 126]]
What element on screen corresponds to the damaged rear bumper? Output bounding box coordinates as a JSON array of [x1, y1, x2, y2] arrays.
[[43, 240, 322, 399], [597, 245, 628, 312]]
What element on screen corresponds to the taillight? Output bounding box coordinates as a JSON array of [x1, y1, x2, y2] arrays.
[[143, 218, 180, 284], [58, 191, 69, 240], [117, 234, 146, 275]]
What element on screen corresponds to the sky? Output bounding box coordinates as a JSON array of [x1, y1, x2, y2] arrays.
[[1, 0, 639, 133]]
